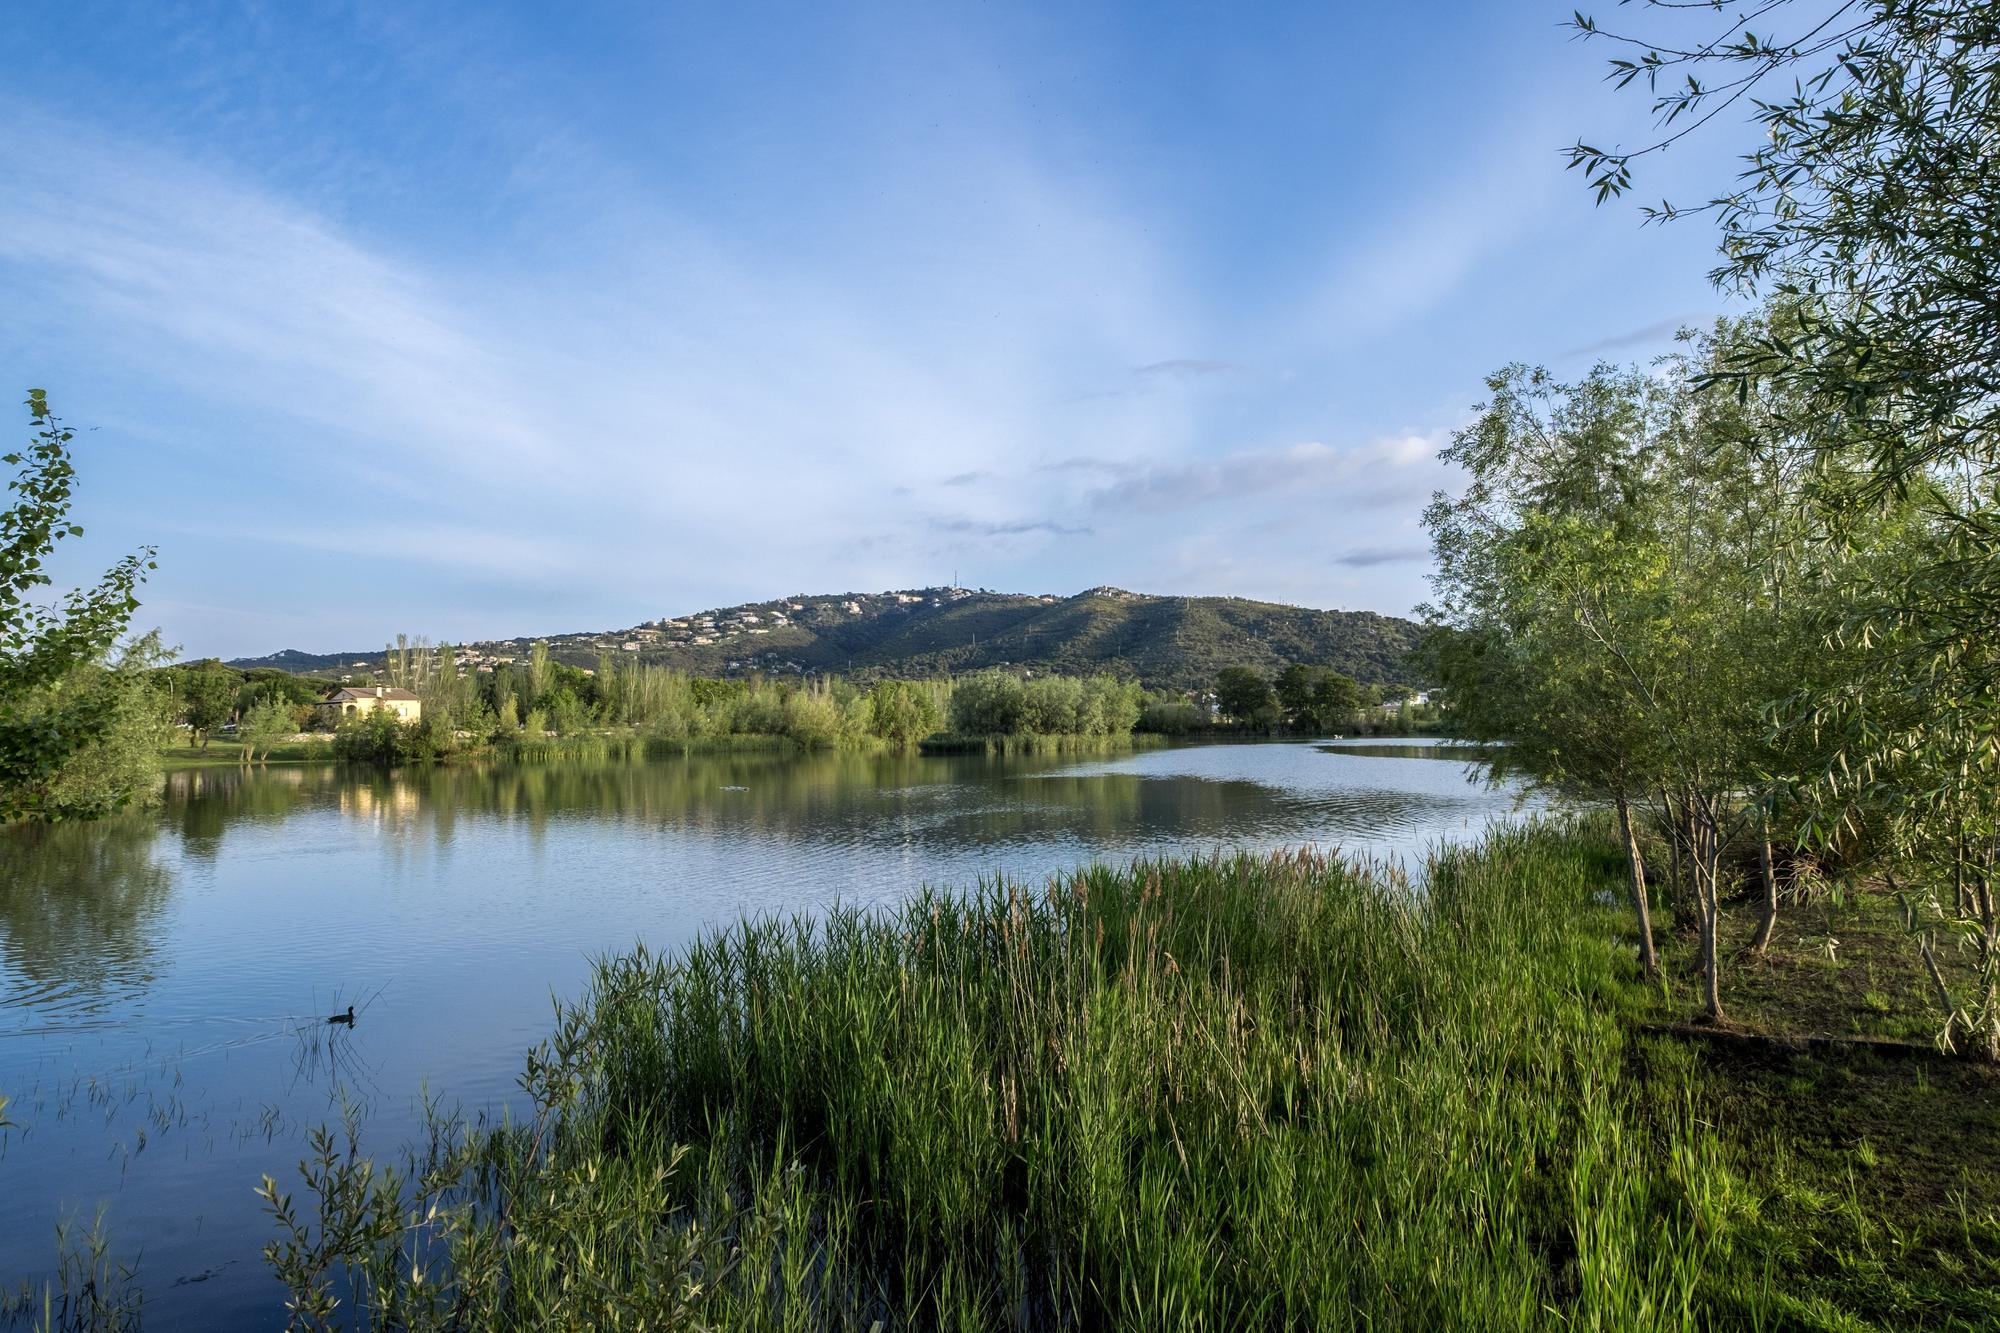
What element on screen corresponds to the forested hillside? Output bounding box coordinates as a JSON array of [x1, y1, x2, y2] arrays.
[[228, 587, 1421, 690]]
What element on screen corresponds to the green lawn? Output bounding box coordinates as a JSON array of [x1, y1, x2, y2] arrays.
[[159, 737, 332, 768]]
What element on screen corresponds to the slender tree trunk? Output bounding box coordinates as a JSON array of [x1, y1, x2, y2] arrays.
[[1693, 809, 1726, 1023], [1978, 869, 1999, 1063], [1955, 823, 1972, 917], [1664, 804, 1684, 923], [1751, 809, 1778, 955], [1682, 802, 1701, 934], [1701, 887, 1724, 1022], [1615, 792, 1659, 976]]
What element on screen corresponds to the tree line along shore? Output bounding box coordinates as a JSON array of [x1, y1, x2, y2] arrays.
[[140, 649, 1440, 771]]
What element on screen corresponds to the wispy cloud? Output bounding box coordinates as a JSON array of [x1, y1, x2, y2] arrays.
[[0, 113, 549, 486], [1293, 110, 1563, 346], [1034, 455, 1140, 477], [1087, 435, 1442, 513], [0, 102, 1193, 647], [1330, 545, 1430, 568], [1132, 358, 1243, 381], [1560, 314, 1708, 359], [157, 519, 588, 579], [930, 517, 1093, 538], [1061, 357, 1248, 404]]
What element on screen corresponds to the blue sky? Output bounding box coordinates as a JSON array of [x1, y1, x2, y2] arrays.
[[2, 2, 1744, 658]]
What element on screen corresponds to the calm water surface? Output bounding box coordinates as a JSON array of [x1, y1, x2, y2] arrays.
[[0, 739, 1524, 1325]]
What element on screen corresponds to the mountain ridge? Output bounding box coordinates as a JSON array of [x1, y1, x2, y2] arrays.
[[227, 586, 1423, 691]]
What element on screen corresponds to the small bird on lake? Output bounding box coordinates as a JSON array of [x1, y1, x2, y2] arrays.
[[326, 1005, 355, 1026]]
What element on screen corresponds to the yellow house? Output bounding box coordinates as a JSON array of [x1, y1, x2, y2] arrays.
[[318, 685, 423, 725]]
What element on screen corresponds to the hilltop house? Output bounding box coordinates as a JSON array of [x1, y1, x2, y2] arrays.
[[317, 685, 422, 725]]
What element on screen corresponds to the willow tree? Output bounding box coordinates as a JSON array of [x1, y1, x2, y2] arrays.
[[526, 639, 552, 709], [1793, 500, 2000, 1056], [238, 696, 296, 766], [1570, 0, 2000, 486], [1424, 363, 1672, 976], [1426, 333, 1821, 1016], [869, 679, 943, 746], [1424, 364, 1688, 976], [424, 642, 486, 732], [1571, 1, 2000, 1042]]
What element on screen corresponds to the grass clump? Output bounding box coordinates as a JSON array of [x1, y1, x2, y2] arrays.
[[262, 824, 1742, 1329], [0, 1212, 141, 1332]]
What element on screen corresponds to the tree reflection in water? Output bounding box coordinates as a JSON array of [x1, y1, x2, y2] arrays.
[[0, 816, 173, 1013]]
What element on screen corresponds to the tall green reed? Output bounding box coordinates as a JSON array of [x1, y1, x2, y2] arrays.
[[261, 824, 1733, 1330]]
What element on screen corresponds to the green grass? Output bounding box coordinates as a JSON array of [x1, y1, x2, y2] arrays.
[[1688, 881, 1971, 1045], [262, 824, 1798, 1330], [1640, 884, 2000, 1328], [159, 738, 331, 768]]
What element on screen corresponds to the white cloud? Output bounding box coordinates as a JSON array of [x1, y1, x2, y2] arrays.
[[0, 117, 549, 484], [0, 106, 1196, 588]]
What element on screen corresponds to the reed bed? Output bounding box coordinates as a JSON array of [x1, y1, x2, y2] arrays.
[[499, 732, 808, 764], [261, 824, 1731, 1330]]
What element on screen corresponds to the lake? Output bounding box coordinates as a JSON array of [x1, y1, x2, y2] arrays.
[[0, 739, 1526, 1326]]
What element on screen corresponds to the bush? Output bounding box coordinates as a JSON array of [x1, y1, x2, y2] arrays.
[[948, 670, 1027, 735], [869, 679, 944, 745], [779, 689, 843, 748], [1021, 675, 1086, 733], [949, 670, 1142, 739], [1138, 699, 1205, 735], [332, 711, 416, 764]]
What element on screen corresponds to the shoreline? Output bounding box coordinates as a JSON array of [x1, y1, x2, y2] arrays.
[[158, 728, 1448, 771]]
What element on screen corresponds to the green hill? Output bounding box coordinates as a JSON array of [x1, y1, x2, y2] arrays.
[[229, 587, 1423, 692]]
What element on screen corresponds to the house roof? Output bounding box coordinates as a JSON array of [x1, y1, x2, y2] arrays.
[[321, 686, 422, 702]]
